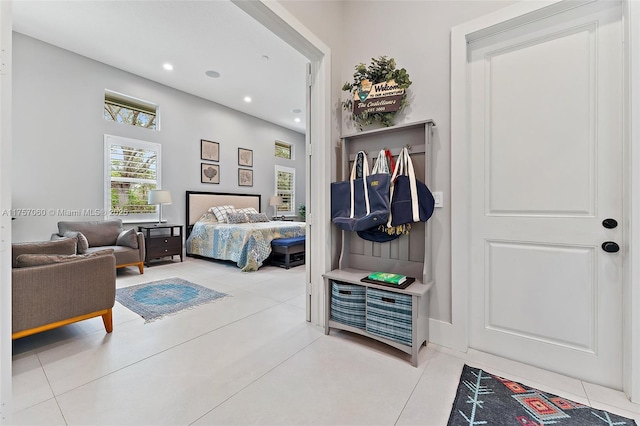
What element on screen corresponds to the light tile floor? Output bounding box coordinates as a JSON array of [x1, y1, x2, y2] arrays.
[[11, 257, 640, 425]]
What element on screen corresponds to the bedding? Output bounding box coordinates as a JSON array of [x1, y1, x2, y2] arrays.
[[186, 212, 305, 272]]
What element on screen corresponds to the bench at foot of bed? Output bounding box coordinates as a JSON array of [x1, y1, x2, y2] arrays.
[[270, 236, 305, 269]]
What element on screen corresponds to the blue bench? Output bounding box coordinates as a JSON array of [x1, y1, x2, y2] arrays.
[[270, 236, 305, 269]]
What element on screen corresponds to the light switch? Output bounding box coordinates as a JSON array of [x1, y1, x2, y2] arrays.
[[433, 191, 443, 208]]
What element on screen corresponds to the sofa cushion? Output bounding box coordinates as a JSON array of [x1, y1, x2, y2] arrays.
[[116, 228, 138, 249], [63, 231, 89, 254], [15, 249, 114, 268], [12, 238, 77, 268], [86, 246, 140, 266], [58, 220, 123, 247]]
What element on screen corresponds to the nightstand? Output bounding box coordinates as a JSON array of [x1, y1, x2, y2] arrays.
[[138, 224, 183, 267]]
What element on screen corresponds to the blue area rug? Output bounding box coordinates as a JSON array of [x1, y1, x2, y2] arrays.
[[448, 364, 637, 425], [116, 277, 227, 322]]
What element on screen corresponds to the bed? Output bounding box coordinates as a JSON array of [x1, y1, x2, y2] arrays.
[[185, 191, 306, 272]]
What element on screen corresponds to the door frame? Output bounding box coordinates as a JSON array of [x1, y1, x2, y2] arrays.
[[230, 0, 332, 326], [0, 1, 12, 424], [450, 0, 639, 401]]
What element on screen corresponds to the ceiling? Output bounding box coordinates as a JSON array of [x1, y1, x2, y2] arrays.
[[12, 0, 309, 133]]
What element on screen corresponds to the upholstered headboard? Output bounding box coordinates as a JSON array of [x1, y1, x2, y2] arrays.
[[186, 191, 261, 227]]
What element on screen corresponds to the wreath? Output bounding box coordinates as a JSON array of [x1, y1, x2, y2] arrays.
[[342, 56, 412, 128]]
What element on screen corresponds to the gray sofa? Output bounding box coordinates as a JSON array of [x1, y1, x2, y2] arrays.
[[12, 238, 116, 339], [52, 219, 145, 274]]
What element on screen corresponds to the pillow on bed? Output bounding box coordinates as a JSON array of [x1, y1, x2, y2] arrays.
[[246, 212, 270, 223], [209, 205, 235, 223], [237, 207, 259, 216], [197, 212, 217, 222], [226, 212, 248, 224]]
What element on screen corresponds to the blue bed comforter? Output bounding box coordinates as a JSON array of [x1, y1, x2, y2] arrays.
[[186, 214, 305, 272]]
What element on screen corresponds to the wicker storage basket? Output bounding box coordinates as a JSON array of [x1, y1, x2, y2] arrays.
[[366, 288, 413, 346], [330, 281, 366, 329]]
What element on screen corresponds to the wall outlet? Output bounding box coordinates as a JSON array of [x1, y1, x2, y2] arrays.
[[433, 191, 444, 208]]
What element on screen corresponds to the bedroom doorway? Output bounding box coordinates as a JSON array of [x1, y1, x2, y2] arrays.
[[232, 1, 331, 326]]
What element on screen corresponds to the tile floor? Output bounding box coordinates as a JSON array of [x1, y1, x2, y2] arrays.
[[11, 257, 640, 425]]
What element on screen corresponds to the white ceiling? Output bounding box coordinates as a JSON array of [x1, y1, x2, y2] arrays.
[[12, 0, 309, 133]]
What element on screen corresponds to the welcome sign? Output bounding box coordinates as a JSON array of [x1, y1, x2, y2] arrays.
[[353, 79, 405, 115]]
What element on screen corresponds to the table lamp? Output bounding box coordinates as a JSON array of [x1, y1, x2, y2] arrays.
[[148, 190, 172, 224], [269, 195, 283, 219]]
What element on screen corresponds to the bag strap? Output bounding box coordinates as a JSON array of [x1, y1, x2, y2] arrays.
[[385, 149, 396, 176], [372, 149, 390, 174], [349, 151, 370, 219], [404, 148, 420, 222]]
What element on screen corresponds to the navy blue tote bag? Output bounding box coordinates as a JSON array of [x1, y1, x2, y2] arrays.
[[331, 151, 391, 232], [387, 147, 435, 227]]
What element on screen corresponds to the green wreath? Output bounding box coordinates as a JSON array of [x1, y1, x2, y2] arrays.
[[342, 56, 412, 128]]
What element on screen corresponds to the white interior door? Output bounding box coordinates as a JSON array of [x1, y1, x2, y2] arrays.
[[468, 0, 623, 389]]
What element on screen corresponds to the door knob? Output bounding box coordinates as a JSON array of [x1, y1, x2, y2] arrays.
[[602, 241, 620, 253], [602, 218, 618, 229]]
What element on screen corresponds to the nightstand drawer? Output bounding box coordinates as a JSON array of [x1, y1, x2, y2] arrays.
[[146, 236, 181, 257]]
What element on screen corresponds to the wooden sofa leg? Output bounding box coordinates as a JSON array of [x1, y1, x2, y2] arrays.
[[137, 262, 144, 274], [102, 309, 113, 333]]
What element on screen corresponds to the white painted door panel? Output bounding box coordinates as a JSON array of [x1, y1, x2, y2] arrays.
[[469, 1, 623, 389]]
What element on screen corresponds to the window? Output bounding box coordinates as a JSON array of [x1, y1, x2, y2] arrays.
[[104, 90, 158, 130], [275, 165, 295, 216], [275, 140, 293, 159], [104, 135, 161, 221]]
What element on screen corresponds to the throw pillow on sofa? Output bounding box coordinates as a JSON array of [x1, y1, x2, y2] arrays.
[[63, 231, 89, 254], [116, 228, 138, 249]]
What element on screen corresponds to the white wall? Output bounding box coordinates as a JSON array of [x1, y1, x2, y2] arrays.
[[280, 1, 515, 324], [11, 33, 306, 242]]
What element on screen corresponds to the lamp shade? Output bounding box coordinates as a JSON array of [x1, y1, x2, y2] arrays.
[[148, 190, 172, 205], [269, 196, 283, 206]]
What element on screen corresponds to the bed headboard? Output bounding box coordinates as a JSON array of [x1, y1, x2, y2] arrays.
[[186, 191, 262, 227]]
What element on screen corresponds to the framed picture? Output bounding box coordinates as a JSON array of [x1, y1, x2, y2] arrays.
[[201, 139, 219, 162], [238, 168, 253, 187], [238, 148, 253, 167], [201, 163, 220, 184]]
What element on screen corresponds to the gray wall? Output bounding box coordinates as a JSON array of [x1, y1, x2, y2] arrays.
[[11, 33, 306, 242], [280, 1, 516, 323]]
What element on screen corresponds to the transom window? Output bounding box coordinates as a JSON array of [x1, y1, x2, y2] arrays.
[[275, 165, 295, 216], [104, 90, 158, 130], [275, 140, 293, 159], [104, 135, 161, 221]]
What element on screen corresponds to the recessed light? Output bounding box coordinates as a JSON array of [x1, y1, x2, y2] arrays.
[[163, 63, 174, 71], [294, 117, 301, 123], [292, 108, 302, 114], [205, 70, 220, 78], [244, 96, 252, 103]]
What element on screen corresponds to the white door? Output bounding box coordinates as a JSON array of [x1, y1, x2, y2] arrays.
[[468, 0, 623, 389]]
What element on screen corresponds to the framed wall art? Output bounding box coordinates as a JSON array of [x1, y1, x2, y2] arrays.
[[238, 148, 253, 167], [201, 139, 219, 162], [201, 163, 220, 184], [238, 168, 253, 187]]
